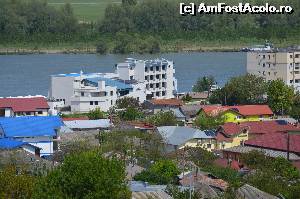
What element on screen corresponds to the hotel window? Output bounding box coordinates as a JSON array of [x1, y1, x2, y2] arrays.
[[150, 67, 153, 71], [156, 74, 160, 79], [38, 111, 43, 115], [130, 76, 133, 80], [110, 91, 113, 96], [111, 100, 113, 105], [150, 75, 154, 80], [162, 91, 166, 96], [296, 54, 300, 58], [263, 55, 265, 58], [145, 67, 148, 72], [162, 65, 166, 70], [90, 101, 93, 105], [95, 101, 98, 105], [156, 83, 159, 88], [156, 66, 160, 71], [262, 63, 265, 67], [156, 92, 160, 96], [296, 79, 300, 83], [295, 71, 300, 74], [268, 55, 271, 59], [268, 72, 270, 75], [290, 80, 293, 83], [290, 55, 293, 58], [162, 74, 166, 79], [81, 92, 84, 97], [150, 84, 153, 88]]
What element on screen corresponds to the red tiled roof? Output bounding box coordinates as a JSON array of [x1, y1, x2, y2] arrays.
[[150, 99, 183, 106], [202, 105, 273, 116], [62, 117, 89, 121], [219, 121, 299, 136], [215, 132, 233, 142], [0, 97, 49, 112], [245, 132, 300, 153]]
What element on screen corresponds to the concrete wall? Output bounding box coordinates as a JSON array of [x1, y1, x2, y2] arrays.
[[49, 76, 75, 106]]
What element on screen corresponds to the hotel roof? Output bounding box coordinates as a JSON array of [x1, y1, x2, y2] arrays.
[[85, 77, 133, 90], [0, 97, 49, 112], [0, 116, 63, 137]]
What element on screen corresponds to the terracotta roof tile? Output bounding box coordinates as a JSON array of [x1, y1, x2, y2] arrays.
[[202, 105, 273, 117], [245, 132, 300, 153], [0, 97, 49, 112], [150, 99, 183, 106], [219, 121, 299, 136]]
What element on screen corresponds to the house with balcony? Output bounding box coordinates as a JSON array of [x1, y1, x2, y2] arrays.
[[116, 58, 177, 99], [0, 96, 49, 117], [49, 72, 146, 112]]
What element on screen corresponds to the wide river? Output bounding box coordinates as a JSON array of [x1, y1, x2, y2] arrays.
[[0, 52, 246, 97]]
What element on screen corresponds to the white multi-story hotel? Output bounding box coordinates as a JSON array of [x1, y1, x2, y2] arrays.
[[116, 58, 177, 99], [49, 58, 177, 112], [247, 49, 300, 91]]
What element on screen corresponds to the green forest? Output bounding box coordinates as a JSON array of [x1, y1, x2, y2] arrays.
[[0, 0, 300, 53]]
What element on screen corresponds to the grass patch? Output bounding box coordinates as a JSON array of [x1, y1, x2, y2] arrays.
[[47, 0, 122, 22]]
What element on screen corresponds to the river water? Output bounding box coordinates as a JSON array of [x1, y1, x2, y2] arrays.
[[0, 52, 246, 97]]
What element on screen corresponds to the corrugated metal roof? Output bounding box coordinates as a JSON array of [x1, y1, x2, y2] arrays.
[[237, 184, 279, 199], [0, 116, 63, 137], [130, 181, 167, 192], [85, 77, 133, 90], [0, 138, 27, 149], [64, 119, 111, 129], [157, 126, 215, 146], [224, 145, 300, 160]]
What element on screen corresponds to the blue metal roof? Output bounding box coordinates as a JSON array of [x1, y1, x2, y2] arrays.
[[0, 116, 63, 137], [85, 77, 133, 90], [0, 138, 27, 149]]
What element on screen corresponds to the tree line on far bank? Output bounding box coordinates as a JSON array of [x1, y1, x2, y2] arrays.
[[1, 0, 300, 53]]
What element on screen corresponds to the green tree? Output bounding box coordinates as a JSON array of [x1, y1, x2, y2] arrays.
[[33, 150, 130, 199], [134, 160, 180, 184], [0, 165, 36, 199], [193, 76, 215, 94], [194, 112, 224, 130], [289, 92, 300, 120], [87, 108, 105, 119], [119, 107, 143, 121], [146, 111, 177, 126], [96, 40, 108, 54], [209, 74, 267, 105], [240, 150, 300, 199], [267, 79, 294, 115], [115, 97, 140, 109]]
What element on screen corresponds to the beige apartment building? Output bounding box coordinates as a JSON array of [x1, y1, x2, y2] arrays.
[[247, 50, 300, 91]]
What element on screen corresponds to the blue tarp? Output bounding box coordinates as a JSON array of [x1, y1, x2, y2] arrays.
[[0, 116, 63, 137], [0, 138, 27, 149]]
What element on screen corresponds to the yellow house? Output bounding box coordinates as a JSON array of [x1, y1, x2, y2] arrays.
[[215, 123, 249, 149], [156, 126, 217, 152], [199, 105, 273, 123]]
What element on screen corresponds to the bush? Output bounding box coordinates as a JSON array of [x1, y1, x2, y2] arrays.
[[87, 108, 105, 120], [134, 160, 180, 184], [146, 111, 177, 126], [96, 40, 108, 54]]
